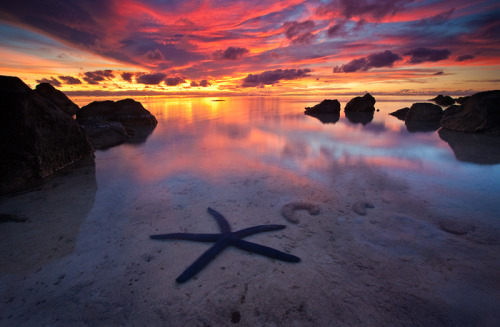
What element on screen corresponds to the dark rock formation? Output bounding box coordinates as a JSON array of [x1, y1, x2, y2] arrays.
[[77, 118, 130, 149], [439, 129, 500, 164], [405, 103, 443, 122], [455, 96, 471, 105], [389, 107, 410, 121], [34, 83, 79, 116], [345, 111, 374, 125], [0, 75, 94, 195], [430, 94, 455, 106], [77, 99, 158, 148], [440, 90, 500, 135], [304, 99, 341, 115], [304, 100, 341, 124], [405, 121, 441, 133], [77, 99, 158, 126], [345, 93, 376, 112]]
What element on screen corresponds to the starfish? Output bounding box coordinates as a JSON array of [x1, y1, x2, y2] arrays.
[[150, 207, 300, 283]]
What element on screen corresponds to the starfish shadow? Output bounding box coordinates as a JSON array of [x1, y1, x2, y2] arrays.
[[150, 207, 300, 283]]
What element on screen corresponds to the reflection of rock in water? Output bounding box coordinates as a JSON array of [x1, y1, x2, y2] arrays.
[[0, 158, 96, 272], [345, 111, 373, 125], [125, 125, 156, 145], [305, 112, 340, 124], [405, 121, 441, 133], [438, 129, 500, 164]]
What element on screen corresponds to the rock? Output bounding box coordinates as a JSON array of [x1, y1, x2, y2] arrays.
[[405, 121, 441, 133], [77, 118, 130, 149], [440, 90, 500, 135], [345, 93, 376, 112], [34, 83, 79, 116], [304, 99, 341, 114], [438, 129, 500, 164], [405, 103, 443, 122], [430, 94, 455, 106], [345, 111, 373, 125], [77, 99, 158, 126], [281, 202, 320, 224], [0, 75, 94, 195], [442, 104, 462, 120], [455, 96, 470, 105], [389, 107, 409, 121], [352, 201, 375, 216]]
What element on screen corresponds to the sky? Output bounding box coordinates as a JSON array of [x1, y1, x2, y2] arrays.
[[0, 0, 499, 96]]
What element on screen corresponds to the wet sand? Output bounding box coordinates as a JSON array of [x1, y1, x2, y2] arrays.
[[1, 158, 499, 326]]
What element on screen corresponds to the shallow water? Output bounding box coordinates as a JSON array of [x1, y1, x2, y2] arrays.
[[1, 95, 499, 326]]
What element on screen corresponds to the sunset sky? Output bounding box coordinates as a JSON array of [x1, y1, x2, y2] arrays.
[[1, 0, 499, 96]]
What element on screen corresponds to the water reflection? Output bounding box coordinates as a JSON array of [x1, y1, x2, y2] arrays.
[[0, 158, 96, 272], [345, 111, 374, 125], [439, 129, 500, 164]]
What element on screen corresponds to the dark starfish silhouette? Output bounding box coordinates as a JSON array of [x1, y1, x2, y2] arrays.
[[150, 207, 300, 283]]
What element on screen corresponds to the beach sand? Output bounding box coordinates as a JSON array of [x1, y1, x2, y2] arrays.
[[1, 158, 499, 326]]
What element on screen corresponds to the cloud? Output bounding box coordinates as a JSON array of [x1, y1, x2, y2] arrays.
[[283, 20, 316, 44], [36, 77, 61, 87], [121, 72, 134, 82], [136, 72, 166, 85], [456, 55, 474, 62], [413, 9, 454, 27], [83, 70, 115, 85], [242, 68, 311, 87], [212, 47, 249, 60], [199, 79, 210, 87], [433, 71, 444, 75], [58, 75, 82, 84], [144, 48, 165, 61], [404, 47, 451, 64], [190, 81, 198, 87], [318, 0, 413, 20], [165, 76, 186, 86], [334, 50, 402, 72]]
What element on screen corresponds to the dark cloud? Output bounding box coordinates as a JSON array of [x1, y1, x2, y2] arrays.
[[36, 77, 61, 87], [121, 72, 134, 82], [404, 48, 451, 64], [456, 55, 474, 62], [83, 70, 115, 85], [334, 50, 402, 73], [164, 76, 186, 86], [190, 81, 198, 87], [318, 0, 413, 20], [144, 48, 165, 61], [199, 79, 210, 87], [136, 72, 166, 85], [212, 47, 249, 60], [433, 71, 444, 75], [58, 75, 82, 85], [242, 68, 311, 87], [283, 20, 315, 44], [327, 21, 346, 38]]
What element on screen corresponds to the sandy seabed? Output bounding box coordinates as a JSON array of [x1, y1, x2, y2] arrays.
[[1, 157, 499, 327]]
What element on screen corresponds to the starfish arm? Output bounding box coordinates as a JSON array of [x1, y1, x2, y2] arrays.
[[150, 233, 221, 242], [231, 238, 301, 263], [176, 237, 230, 283], [207, 207, 231, 233], [234, 225, 286, 238]]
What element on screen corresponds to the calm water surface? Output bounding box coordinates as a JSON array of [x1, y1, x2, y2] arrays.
[[78, 95, 500, 226]]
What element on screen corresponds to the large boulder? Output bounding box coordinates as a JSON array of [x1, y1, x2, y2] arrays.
[[34, 83, 79, 116], [440, 90, 500, 135], [304, 99, 341, 115], [77, 118, 130, 149], [77, 99, 158, 126], [405, 103, 443, 121], [439, 129, 500, 164], [389, 107, 410, 121], [345, 93, 376, 112], [430, 94, 455, 106], [0, 76, 94, 195]]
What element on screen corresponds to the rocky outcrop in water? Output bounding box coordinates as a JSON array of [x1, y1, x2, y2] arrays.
[[305, 99, 341, 115], [405, 103, 443, 122], [0, 75, 94, 195], [389, 107, 410, 121], [440, 90, 500, 135], [76, 99, 158, 148], [430, 94, 455, 106], [77, 99, 158, 126], [345, 93, 376, 112], [34, 82, 79, 116]]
